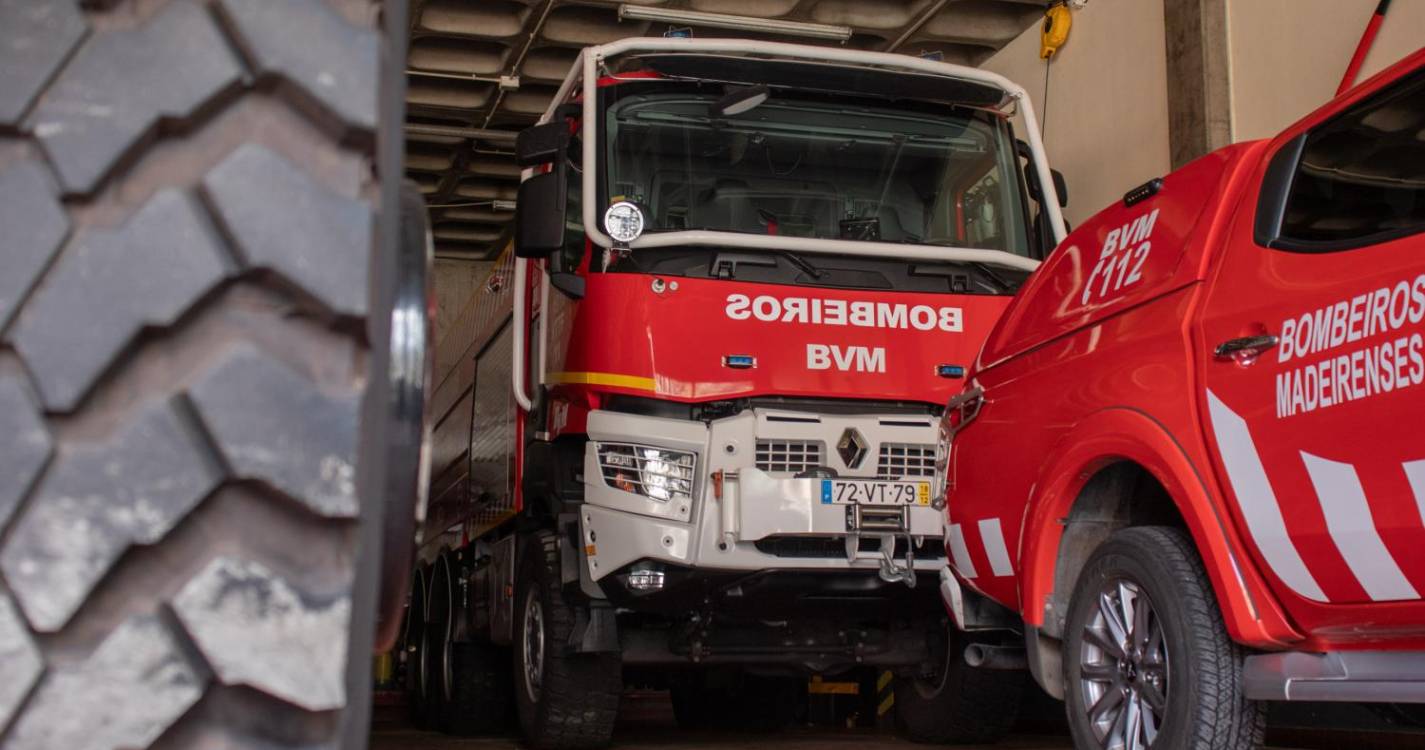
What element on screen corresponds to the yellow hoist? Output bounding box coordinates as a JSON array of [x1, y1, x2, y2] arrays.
[[1040, 0, 1075, 60]]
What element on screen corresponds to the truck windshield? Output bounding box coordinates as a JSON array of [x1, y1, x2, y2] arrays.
[[604, 87, 1030, 257]]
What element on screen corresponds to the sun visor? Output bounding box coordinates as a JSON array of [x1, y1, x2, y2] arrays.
[[624, 53, 1010, 110]]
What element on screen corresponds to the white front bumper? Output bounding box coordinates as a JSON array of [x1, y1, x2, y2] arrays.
[[579, 408, 944, 581]]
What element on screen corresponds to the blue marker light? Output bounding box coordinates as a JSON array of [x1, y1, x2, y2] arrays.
[[937, 364, 965, 378], [723, 354, 756, 369]]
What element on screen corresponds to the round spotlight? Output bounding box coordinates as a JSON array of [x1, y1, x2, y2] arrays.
[[604, 201, 645, 243]]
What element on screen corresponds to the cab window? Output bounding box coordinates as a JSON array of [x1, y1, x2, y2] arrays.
[[1263, 70, 1425, 252]]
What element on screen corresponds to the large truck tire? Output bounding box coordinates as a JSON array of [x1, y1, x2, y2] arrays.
[[513, 531, 622, 749], [403, 568, 430, 729], [442, 641, 513, 736], [421, 558, 454, 730], [423, 552, 512, 736], [1063, 527, 1267, 750], [894, 629, 1023, 744], [0, 1, 410, 748]]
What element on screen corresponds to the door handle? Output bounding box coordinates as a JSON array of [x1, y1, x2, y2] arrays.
[[1214, 334, 1279, 362]]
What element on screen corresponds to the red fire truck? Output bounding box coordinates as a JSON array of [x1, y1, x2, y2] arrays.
[[405, 38, 1066, 748], [940, 48, 1425, 750]]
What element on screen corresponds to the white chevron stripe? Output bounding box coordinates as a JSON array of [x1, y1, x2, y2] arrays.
[[978, 517, 1015, 577], [947, 523, 978, 579], [1205, 390, 1327, 601], [1301, 453, 1418, 601], [1405, 460, 1425, 526]]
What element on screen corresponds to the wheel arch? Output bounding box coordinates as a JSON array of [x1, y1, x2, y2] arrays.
[[1018, 407, 1299, 649], [1041, 461, 1186, 640], [519, 435, 587, 522]]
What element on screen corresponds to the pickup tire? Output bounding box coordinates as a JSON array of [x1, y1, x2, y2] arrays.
[[513, 531, 622, 749], [0, 1, 406, 747], [1063, 526, 1266, 750], [893, 630, 1023, 744]]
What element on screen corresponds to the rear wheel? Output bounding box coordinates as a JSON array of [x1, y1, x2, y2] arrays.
[[403, 568, 430, 728], [893, 628, 1022, 744], [513, 532, 621, 749], [1063, 526, 1266, 750], [422, 559, 454, 729], [0, 1, 406, 747], [442, 641, 512, 736]]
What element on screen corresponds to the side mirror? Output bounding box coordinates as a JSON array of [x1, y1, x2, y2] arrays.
[[1050, 169, 1068, 208], [1022, 163, 1069, 208], [514, 170, 565, 259], [516, 121, 570, 167]]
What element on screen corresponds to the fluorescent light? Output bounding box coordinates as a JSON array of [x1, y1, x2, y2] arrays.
[[618, 5, 854, 42]]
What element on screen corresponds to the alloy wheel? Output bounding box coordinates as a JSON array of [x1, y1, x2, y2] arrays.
[[1078, 578, 1169, 750], [521, 590, 546, 704]]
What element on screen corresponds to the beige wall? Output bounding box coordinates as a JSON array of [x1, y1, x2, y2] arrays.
[[981, 0, 1172, 226], [1227, 0, 1425, 142]]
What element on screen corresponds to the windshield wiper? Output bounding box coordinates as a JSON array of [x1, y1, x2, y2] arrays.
[[965, 261, 1016, 293], [753, 208, 824, 279], [777, 250, 824, 279]]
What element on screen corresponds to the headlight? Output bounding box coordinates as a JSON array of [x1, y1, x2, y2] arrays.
[[603, 201, 645, 243], [596, 443, 695, 501]]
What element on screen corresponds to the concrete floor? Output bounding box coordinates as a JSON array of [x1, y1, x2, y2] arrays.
[[370, 726, 1072, 750], [369, 690, 1073, 750], [368, 692, 1379, 750]]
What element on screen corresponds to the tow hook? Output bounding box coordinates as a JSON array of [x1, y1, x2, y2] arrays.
[[877, 533, 917, 588]]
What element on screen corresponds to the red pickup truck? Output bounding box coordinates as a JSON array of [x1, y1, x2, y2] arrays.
[[935, 48, 1425, 750]]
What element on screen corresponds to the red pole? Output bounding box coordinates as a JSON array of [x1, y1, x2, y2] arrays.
[[1337, 0, 1391, 95]]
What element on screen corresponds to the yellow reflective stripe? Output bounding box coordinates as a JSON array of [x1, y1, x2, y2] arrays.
[[547, 371, 657, 392], [807, 680, 859, 695], [876, 670, 893, 691], [877, 693, 895, 716]]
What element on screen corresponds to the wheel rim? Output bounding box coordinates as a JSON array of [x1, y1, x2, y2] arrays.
[[418, 625, 432, 702], [1078, 578, 1169, 750], [522, 589, 545, 704], [440, 624, 453, 700]]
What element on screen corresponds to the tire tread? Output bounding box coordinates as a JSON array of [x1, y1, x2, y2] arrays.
[[515, 531, 621, 750], [0, 1, 386, 746], [893, 647, 1023, 744], [1065, 526, 1266, 750]]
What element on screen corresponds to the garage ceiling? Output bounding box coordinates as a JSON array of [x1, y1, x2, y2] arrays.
[[403, 0, 1050, 260]]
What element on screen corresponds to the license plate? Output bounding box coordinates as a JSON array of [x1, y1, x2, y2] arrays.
[[820, 479, 930, 506]]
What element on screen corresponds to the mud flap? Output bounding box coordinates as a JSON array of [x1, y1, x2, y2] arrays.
[[568, 601, 620, 654], [1025, 626, 1065, 699]]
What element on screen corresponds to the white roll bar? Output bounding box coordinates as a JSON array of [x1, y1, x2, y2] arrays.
[[511, 252, 533, 411]]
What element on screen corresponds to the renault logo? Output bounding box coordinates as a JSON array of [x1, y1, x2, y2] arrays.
[[837, 428, 868, 468]]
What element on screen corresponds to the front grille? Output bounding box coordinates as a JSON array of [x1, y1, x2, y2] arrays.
[[877, 443, 936, 479], [756, 439, 823, 474], [755, 535, 946, 559]]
